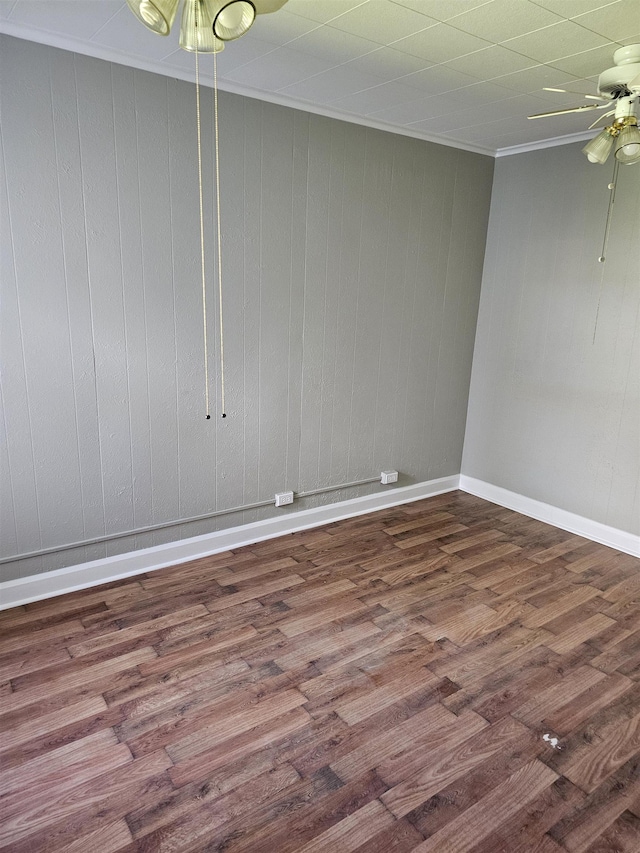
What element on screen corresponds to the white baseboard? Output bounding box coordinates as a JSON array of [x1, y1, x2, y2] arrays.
[[0, 476, 459, 610], [459, 475, 640, 559]]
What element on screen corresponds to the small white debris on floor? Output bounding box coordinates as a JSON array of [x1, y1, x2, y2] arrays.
[[543, 733, 562, 750]]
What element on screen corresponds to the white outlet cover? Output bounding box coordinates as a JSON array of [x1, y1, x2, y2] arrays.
[[275, 491, 294, 507]]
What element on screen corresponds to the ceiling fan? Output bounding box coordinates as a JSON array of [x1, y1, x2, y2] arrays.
[[528, 44, 640, 165], [126, 0, 288, 52]]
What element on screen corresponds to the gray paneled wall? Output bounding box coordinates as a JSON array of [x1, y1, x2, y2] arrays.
[[462, 143, 640, 535], [0, 36, 494, 581]]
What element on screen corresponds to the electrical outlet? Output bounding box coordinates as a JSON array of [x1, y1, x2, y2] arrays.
[[381, 470, 398, 485], [275, 491, 294, 507]]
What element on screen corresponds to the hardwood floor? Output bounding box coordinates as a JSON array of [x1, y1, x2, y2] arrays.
[[1, 491, 639, 852]]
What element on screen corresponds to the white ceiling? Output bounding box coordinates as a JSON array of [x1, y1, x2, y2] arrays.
[[1, 0, 638, 155]]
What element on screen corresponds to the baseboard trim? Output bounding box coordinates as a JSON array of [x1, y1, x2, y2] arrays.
[[0, 476, 459, 610], [459, 475, 640, 558]]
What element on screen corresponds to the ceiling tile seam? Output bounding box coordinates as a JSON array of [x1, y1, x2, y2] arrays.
[[389, 0, 495, 26], [183, 42, 352, 92], [324, 19, 440, 46], [405, 54, 539, 82], [527, 0, 623, 20], [107, 33, 625, 89], [305, 0, 371, 28], [439, 22, 569, 51], [137, 47, 608, 117], [280, 31, 384, 63], [281, 67, 460, 102], [156, 16, 330, 63], [94, 4, 626, 97], [376, 63, 538, 93], [402, 106, 539, 133], [119, 9, 343, 67], [6, 21, 609, 114], [337, 29, 607, 81], [265, 43, 525, 98], [498, 19, 622, 58], [3, 2, 627, 157], [269, 68, 390, 96], [87, 6, 127, 42], [252, 11, 379, 54], [382, 30, 493, 59], [326, 58, 572, 104], [266, 51, 397, 94], [251, 12, 326, 47], [544, 41, 626, 72], [193, 21, 391, 90], [155, 4, 356, 64], [157, 39, 285, 65], [394, 86, 573, 120], [447, 57, 602, 90], [500, 32, 623, 49], [0, 21, 588, 159], [407, 110, 542, 134], [279, 75, 519, 116], [557, 18, 631, 42]]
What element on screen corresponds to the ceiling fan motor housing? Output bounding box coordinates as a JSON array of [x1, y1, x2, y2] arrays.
[[597, 44, 640, 98]]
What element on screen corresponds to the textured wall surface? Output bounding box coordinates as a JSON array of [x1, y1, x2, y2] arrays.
[[463, 143, 640, 535], [0, 36, 494, 580]]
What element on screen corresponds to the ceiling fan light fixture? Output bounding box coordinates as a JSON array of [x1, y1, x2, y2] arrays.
[[180, 0, 225, 52], [582, 127, 617, 164], [614, 120, 640, 164], [213, 1, 256, 41], [125, 0, 179, 35]]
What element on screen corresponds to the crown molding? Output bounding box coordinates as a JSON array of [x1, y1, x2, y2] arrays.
[[0, 24, 494, 157], [0, 21, 495, 157], [213, 80, 497, 156], [0, 24, 599, 160], [495, 129, 596, 157]]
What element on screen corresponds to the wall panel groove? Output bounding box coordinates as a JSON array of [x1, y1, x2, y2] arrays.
[[0, 35, 494, 581]]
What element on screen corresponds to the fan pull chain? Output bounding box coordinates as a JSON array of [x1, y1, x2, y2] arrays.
[[598, 158, 619, 264], [194, 4, 211, 420], [593, 158, 619, 342], [213, 50, 226, 418]]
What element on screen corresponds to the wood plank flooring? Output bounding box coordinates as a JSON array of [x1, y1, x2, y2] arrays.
[[1, 491, 639, 852]]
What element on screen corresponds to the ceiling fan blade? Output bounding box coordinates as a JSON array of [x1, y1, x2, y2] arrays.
[[254, 0, 288, 13], [628, 73, 640, 93], [542, 87, 608, 102], [527, 103, 601, 119]]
